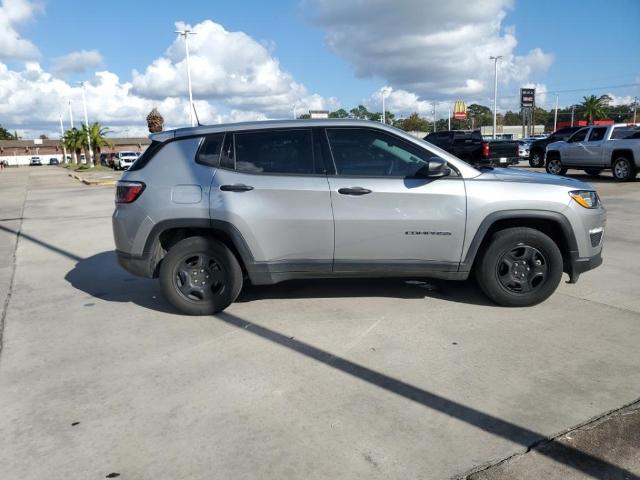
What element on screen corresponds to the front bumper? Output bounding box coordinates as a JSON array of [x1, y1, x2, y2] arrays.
[[567, 250, 603, 283]]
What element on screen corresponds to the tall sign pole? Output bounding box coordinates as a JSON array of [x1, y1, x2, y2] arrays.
[[490, 56, 502, 139], [176, 29, 198, 127], [553, 94, 559, 132]]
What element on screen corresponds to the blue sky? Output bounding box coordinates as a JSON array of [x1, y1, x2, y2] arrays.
[[1, 0, 639, 136]]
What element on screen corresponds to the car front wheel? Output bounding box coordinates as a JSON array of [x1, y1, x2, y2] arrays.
[[159, 236, 243, 315], [545, 156, 567, 176], [476, 227, 563, 307]]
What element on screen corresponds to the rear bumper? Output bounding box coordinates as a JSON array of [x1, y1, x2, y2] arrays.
[[567, 251, 602, 283], [116, 250, 155, 278]]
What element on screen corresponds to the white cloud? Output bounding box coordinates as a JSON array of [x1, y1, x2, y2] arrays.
[[52, 49, 104, 74], [132, 20, 338, 117], [606, 93, 636, 106], [309, 0, 553, 104], [0, 0, 41, 60]]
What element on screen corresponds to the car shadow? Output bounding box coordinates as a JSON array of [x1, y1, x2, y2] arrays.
[[65, 251, 495, 312]]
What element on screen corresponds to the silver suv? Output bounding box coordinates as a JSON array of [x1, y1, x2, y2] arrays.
[[113, 120, 605, 315]]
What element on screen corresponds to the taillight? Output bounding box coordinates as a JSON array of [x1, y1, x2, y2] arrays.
[[482, 142, 490, 158], [115, 181, 145, 204]]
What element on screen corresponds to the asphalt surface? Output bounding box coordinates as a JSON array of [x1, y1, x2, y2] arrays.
[[0, 166, 639, 480]]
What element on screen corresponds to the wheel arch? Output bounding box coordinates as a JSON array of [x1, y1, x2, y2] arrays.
[[610, 149, 635, 166], [461, 210, 578, 274]]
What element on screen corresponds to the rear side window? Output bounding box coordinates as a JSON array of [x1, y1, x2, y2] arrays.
[[196, 133, 224, 166], [234, 129, 315, 175], [128, 141, 163, 171], [611, 127, 640, 139]]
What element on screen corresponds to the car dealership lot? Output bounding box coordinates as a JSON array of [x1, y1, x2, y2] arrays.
[[0, 167, 639, 479]]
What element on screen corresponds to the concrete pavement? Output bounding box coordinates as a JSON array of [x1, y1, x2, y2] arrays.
[[0, 166, 638, 479]]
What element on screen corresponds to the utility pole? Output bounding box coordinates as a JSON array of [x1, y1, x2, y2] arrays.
[[67, 100, 76, 163], [448, 106, 451, 131], [381, 90, 386, 124], [571, 105, 575, 127], [59, 114, 68, 164], [78, 82, 93, 166], [432, 101, 438, 133], [634, 97, 638, 123], [553, 94, 559, 132], [176, 29, 198, 127], [489, 55, 502, 139]]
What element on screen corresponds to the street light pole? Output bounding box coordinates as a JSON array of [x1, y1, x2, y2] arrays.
[[553, 94, 559, 132], [78, 82, 93, 166], [634, 97, 638, 123], [382, 91, 386, 124], [571, 105, 575, 127], [448, 106, 451, 131], [489, 55, 502, 139], [432, 101, 438, 132], [176, 29, 197, 127], [59, 114, 68, 164]]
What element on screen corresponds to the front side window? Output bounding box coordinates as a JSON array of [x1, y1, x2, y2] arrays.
[[234, 129, 315, 175], [326, 128, 434, 177], [569, 128, 588, 142], [587, 127, 607, 142]]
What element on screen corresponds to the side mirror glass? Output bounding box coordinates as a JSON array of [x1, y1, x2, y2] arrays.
[[415, 157, 451, 178]]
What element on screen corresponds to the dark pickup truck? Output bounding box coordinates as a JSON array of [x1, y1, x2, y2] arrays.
[[424, 130, 519, 167]]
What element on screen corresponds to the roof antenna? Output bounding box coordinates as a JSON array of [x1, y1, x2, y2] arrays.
[[192, 102, 202, 127]]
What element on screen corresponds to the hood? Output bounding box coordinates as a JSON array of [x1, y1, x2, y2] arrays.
[[546, 140, 566, 150], [476, 167, 593, 189]]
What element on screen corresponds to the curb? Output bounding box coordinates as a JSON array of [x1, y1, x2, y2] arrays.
[[68, 173, 116, 187]]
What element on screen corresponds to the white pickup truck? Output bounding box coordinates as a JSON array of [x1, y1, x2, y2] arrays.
[[545, 123, 640, 181]]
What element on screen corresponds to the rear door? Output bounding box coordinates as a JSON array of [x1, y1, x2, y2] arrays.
[[324, 127, 466, 273], [582, 127, 608, 166], [208, 129, 334, 272]]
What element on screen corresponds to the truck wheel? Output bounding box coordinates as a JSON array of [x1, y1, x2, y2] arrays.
[[545, 156, 567, 175], [476, 227, 563, 307], [529, 151, 544, 168], [584, 169, 603, 176], [611, 156, 637, 182], [159, 236, 243, 315]]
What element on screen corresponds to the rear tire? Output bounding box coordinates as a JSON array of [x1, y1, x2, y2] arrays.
[[159, 236, 243, 315], [584, 168, 603, 176], [476, 227, 563, 307], [545, 155, 567, 176], [611, 156, 637, 182], [529, 151, 544, 168]]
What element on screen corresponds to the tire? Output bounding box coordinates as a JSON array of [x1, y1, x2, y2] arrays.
[[476, 227, 563, 307], [584, 168, 603, 176], [611, 156, 637, 182], [529, 150, 544, 168], [159, 236, 243, 315], [545, 155, 567, 176]]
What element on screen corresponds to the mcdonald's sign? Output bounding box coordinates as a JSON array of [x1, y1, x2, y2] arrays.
[[453, 100, 467, 120]]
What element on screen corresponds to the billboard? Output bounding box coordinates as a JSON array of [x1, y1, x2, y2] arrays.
[[453, 100, 467, 120], [520, 88, 535, 108]]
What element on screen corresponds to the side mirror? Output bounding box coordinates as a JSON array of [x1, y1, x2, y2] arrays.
[[415, 158, 451, 178]]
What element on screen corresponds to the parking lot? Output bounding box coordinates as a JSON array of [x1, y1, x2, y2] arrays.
[[0, 167, 639, 479]]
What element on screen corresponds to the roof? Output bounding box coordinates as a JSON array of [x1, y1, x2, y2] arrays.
[[0, 137, 151, 148]]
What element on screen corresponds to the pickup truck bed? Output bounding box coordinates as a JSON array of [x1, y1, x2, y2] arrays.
[[424, 130, 519, 167]]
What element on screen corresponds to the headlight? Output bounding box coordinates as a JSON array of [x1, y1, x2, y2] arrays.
[[569, 190, 601, 209]]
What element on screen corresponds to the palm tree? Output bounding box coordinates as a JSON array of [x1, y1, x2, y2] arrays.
[[63, 128, 84, 164], [580, 95, 611, 124], [83, 122, 112, 166]]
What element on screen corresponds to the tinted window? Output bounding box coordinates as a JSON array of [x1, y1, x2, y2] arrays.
[[569, 128, 588, 142], [197, 133, 224, 166], [234, 129, 315, 174], [588, 127, 607, 142], [326, 128, 433, 177], [128, 141, 163, 171], [611, 127, 640, 139], [220, 134, 234, 169]]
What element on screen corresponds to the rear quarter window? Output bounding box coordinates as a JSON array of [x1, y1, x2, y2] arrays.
[[128, 141, 163, 171]]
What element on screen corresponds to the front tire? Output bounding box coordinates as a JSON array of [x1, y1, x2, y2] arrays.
[[159, 236, 243, 315], [545, 155, 567, 176], [611, 156, 637, 182], [476, 227, 563, 307], [529, 151, 544, 168]]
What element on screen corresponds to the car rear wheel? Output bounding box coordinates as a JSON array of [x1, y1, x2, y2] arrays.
[[159, 236, 243, 315], [584, 168, 603, 176], [476, 227, 563, 307], [529, 151, 544, 168], [545, 156, 567, 175], [611, 156, 637, 182]]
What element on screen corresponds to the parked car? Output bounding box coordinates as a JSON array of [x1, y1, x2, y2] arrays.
[[518, 140, 530, 159], [113, 151, 139, 170], [545, 124, 640, 181], [112, 120, 605, 315], [29, 156, 42, 166], [528, 127, 583, 167], [423, 130, 519, 167], [48, 158, 59, 165]]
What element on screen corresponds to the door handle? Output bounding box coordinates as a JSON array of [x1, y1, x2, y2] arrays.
[[338, 187, 372, 196], [220, 184, 254, 192]]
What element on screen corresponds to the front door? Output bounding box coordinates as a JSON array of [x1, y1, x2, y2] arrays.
[[324, 127, 466, 274], [582, 127, 608, 166], [563, 127, 590, 165]]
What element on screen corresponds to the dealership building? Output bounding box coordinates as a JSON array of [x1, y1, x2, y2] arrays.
[[0, 137, 152, 166]]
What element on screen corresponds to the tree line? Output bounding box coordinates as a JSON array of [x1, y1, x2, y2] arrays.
[[300, 94, 637, 133]]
